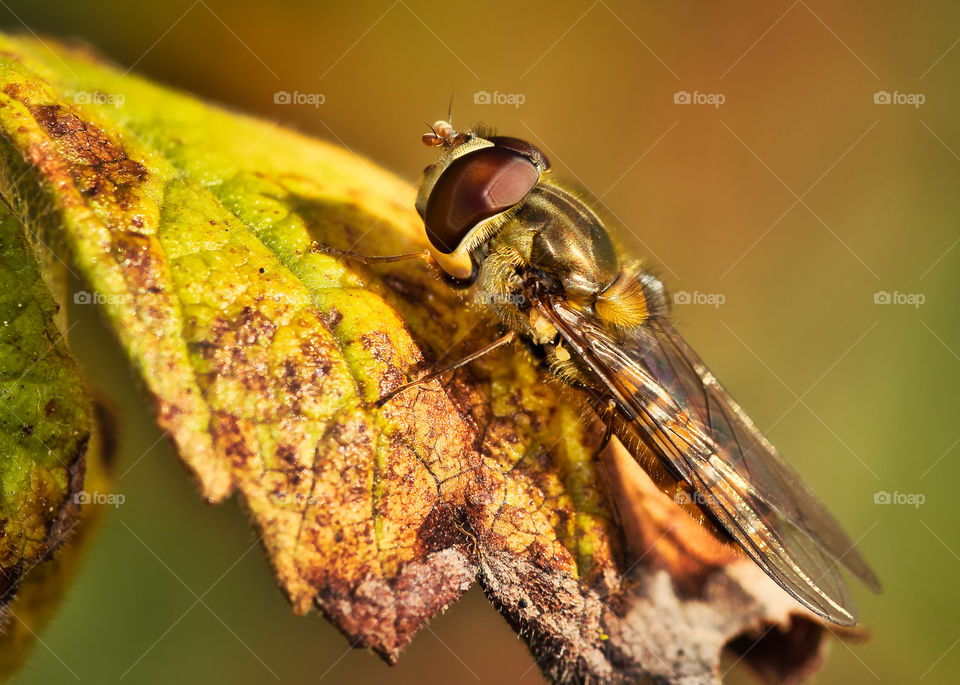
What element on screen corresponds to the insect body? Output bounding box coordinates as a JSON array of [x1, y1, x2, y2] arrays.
[[389, 120, 880, 624]]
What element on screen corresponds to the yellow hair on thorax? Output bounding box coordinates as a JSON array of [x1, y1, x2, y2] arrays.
[[594, 275, 649, 328]]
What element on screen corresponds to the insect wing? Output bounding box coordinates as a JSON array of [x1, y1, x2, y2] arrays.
[[641, 319, 881, 591], [539, 295, 879, 625]]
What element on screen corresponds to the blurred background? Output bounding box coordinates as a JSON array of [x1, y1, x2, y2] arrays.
[[3, 1, 958, 683]]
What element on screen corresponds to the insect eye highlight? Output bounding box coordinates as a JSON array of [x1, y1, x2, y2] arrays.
[[488, 135, 550, 170], [424, 146, 539, 253]]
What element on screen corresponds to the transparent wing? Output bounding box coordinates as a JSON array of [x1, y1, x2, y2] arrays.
[[540, 294, 880, 625], [643, 318, 881, 592]]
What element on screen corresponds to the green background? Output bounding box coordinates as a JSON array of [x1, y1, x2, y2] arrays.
[[4, 1, 958, 683]]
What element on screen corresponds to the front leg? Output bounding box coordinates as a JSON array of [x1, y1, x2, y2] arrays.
[[374, 330, 517, 408], [310, 241, 430, 265]]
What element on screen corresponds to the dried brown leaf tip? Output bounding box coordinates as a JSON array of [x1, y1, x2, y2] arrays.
[[0, 35, 868, 684]]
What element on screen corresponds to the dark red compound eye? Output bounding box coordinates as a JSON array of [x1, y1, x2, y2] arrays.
[[424, 146, 539, 254]]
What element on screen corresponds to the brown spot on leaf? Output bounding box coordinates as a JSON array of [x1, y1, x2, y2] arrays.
[[320, 306, 342, 330], [416, 503, 467, 555], [210, 412, 256, 472], [359, 330, 394, 365], [27, 104, 146, 203]]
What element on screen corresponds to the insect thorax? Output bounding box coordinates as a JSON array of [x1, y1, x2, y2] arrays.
[[470, 177, 666, 346]]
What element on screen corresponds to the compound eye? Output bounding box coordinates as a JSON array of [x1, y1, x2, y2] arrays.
[[424, 146, 539, 254], [488, 136, 550, 170]]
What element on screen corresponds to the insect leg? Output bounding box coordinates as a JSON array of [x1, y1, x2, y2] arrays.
[[601, 398, 617, 448], [311, 241, 431, 265], [374, 330, 517, 407]]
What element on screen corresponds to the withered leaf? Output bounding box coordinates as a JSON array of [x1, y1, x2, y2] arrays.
[[0, 34, 857, 684]]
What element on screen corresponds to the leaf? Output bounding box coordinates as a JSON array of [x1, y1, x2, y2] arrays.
[[0, 191, 93, 654], [0, 35, 856, 684], [0, 399, 115, 681]]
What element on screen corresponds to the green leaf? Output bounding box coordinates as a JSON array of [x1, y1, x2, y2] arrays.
[[0, 191, 93, 658], [0, 399, 114, 682]]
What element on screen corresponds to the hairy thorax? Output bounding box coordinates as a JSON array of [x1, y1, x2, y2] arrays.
[[470, 177, 664, 348]]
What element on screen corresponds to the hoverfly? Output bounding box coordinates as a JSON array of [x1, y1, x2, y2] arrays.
[[321, 119, 881, 625]]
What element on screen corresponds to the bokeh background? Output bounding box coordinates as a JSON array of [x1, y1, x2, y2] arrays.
[[3, 1, 959, 683]]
